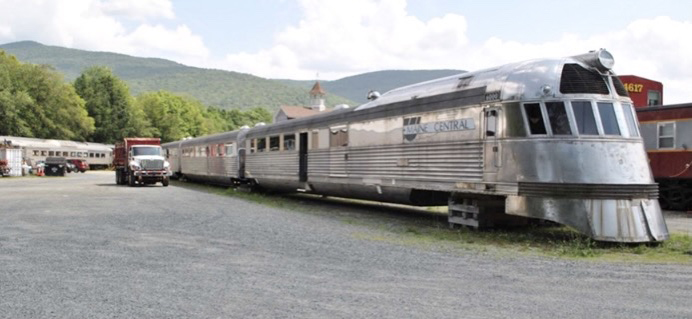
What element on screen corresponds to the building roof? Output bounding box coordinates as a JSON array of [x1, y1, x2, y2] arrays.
[[277, 105, 324, 119], [310, 81, 326, 96]]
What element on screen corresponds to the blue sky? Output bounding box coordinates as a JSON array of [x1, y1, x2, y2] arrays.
[[0, 0, 691, 102]]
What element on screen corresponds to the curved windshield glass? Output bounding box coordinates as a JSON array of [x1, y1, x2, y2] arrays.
[[133, 146, 161, 156]]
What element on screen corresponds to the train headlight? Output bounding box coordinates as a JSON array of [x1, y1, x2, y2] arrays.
[[572, 49, 615, 72], [596, 49, 614, 70]]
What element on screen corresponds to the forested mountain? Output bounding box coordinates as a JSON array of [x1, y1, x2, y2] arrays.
[[0, 41, 353, 111], [1, 41, 465, 109], [279, 69, 465, 104]]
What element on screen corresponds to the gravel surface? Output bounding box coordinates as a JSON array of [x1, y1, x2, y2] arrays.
[[1, 172, 691, 318]]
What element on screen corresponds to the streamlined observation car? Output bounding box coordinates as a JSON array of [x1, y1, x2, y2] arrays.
[[164, 50, 668, 243]]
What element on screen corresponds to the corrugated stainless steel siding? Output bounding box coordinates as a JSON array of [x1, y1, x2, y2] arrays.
[[182, 156, 238, 177], [181, 157, 206, 176], [309, 141, 483, 182], [518, 182, 659, 199], [208, 157, 238, 177], [246, 151, 299, 179]]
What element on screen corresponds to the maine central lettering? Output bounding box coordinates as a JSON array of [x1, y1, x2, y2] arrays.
[[403, 118, 476, 136]]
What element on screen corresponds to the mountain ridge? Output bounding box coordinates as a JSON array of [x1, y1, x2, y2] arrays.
[[1, 41, 465, 110]]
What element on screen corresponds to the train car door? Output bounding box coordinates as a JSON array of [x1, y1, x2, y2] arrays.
[[484, 107, 501, 177], [238, 148, 246, 179], [299, 132, 308, 182]]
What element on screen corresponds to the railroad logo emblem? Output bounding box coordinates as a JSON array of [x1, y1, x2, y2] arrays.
[[403, 117, 475, 141]]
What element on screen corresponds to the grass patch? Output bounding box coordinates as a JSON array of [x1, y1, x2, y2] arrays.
[[171, 180, 692, 263]]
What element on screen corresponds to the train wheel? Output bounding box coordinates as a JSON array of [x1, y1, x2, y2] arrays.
[[659, 180, 688, 211]]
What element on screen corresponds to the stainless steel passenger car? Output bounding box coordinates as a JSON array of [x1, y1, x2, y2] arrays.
[[163, 50, 668, 243], [0, 135, 113, 169]]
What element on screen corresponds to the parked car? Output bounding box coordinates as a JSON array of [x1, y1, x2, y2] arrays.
[[65, 161, 76, 173], [68, 159, 89, 173]]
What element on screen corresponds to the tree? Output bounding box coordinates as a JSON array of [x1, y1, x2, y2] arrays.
[[0, 51, 94, 140], [74, 66, 152, 143], [136, 91, 215, 143]]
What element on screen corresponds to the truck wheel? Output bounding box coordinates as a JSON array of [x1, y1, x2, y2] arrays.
[[162, 177, 169, 187], [128, 172, 136, 187]]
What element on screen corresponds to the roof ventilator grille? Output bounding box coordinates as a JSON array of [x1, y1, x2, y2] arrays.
[[559, 64, 610, 95]]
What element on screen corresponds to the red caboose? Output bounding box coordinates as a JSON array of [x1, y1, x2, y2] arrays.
[[637, 103, 692, 210], [619, 75, 663, 108]]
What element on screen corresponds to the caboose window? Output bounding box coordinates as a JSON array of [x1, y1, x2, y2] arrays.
[[621, 103, 639, 137], [571, 101, 598, 135], [523, 103, 547, 135], [597, 102, 620, 135], [648, 90, 661, 106], [658, 122, 675, 148], [545, 102, 572, 135]]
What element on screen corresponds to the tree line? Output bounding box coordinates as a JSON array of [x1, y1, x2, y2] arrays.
[[0, 51, 272, 144]]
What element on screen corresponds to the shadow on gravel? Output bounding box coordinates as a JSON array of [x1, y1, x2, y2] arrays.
[[96, 183, 166, 188]]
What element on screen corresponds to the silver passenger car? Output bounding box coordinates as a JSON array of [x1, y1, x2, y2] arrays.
[[164, 50, 668, 243], [0, 135, 113, 169]]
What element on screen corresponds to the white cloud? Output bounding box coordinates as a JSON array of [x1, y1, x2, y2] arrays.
[[98, 0, 175, 20], [220, 1, 691, 103], [0, 0, 207, 65], [222, 0, 469, 79]]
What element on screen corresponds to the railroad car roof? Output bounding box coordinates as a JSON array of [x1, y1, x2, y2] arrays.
[[0, 135, 113, 151], [168, 50, 621, 144]]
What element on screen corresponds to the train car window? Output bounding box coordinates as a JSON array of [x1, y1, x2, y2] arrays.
[[621, 103, 639, 137], [217, 144, 224, 157], [597, 102, 621, 135], [330, 128, 349, 147], [284, 134, 296, 151], [545, 102, 572, 135], [89, 153, 94, 158], [33, 150, 39, 156], [657, 122, 675, 148], [485, 110, 497, 137], [257, 137, 267, 152], [571, 101, 598, 135], [523, 103, 547, 135], [61, 152, 67, 156], [70, 152, 76, 157], [269, 136, 280, 151], [41, 150, 47, 156], [311, 131, 319, 149], [49, 151, 55, 156], [225, 144, 236, 156]]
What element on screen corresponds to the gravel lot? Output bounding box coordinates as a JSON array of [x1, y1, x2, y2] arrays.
[[1, 172, 691, 318]]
